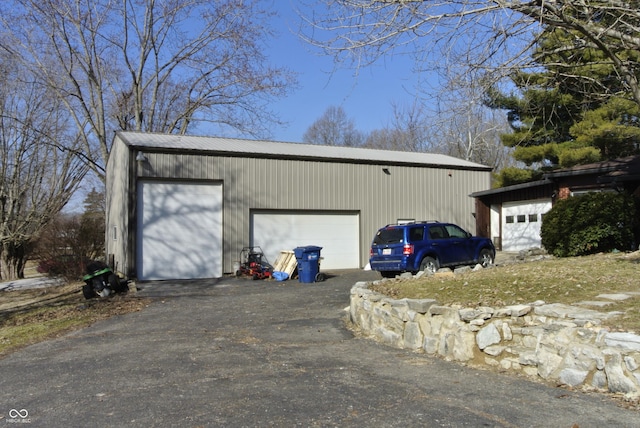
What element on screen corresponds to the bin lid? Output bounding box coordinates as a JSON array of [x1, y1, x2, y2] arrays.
[[293, 245, 322, 259], [294, 245, 322, 252]]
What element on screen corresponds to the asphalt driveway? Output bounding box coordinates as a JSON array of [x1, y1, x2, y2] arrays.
[[1, 269, 637, 427]]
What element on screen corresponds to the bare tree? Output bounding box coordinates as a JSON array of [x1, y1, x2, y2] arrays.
[[0, 56, 88, 280], [363, 101, 433, 152], [300, 1, 640, 106], [427, 69, 512, 170], [303, 105, 364, 146], [363, 128, 406, 151], [2, 0, 296, 183]]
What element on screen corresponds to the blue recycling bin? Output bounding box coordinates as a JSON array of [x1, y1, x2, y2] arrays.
[[293, 246, 322, 283]]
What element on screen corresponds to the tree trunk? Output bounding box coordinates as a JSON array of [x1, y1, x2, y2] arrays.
[[1, 242, 26, 280]]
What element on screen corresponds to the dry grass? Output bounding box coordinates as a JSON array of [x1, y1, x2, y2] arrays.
[[370, 251, 640, 333], [0, 281, 150, 358]]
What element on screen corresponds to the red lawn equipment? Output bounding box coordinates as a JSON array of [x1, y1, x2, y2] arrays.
[[235, 247, 273, 280]]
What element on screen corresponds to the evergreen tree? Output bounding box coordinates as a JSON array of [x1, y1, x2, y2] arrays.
[[79, 189, 105, 260], [487, 25, 640, 186]]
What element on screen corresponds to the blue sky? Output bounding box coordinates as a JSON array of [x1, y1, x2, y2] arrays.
[[263, 2, 423, 143]]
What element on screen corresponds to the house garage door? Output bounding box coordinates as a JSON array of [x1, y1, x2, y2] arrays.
[[251, 212, 360, 270], [137, 181, 223, 280], [502, 199, 551, 252]]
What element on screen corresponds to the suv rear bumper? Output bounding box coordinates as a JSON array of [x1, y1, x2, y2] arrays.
[[370, 257, 411, 272]]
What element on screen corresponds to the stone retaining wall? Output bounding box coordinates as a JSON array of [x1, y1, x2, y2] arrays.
[[349, 280, 640, 396]]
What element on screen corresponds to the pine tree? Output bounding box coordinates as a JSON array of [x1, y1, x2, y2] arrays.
[[487, 25, 640, 186]]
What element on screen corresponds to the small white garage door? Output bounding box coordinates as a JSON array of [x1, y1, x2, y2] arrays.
[[502, 199, 552, 252], [137, 181, 223, 280], [251, 212, 360, 270]]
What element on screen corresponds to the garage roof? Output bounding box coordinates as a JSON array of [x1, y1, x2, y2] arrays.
[[116, 131, 492, 171]]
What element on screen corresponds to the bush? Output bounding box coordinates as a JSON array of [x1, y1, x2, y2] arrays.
[[541, 192, 638, 257], [36, 255, 90, 278], [33, 189, 106, 279]]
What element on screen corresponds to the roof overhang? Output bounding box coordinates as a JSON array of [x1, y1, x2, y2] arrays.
[[470, 179, 552, 198], [117, 131, 494, 172]]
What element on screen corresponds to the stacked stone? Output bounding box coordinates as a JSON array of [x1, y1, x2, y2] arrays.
[[350, 281, 640, 396]]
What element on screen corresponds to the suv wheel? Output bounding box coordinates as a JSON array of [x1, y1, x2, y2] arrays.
[[419, 256, 439, 274], [479, 249, 494, 268]]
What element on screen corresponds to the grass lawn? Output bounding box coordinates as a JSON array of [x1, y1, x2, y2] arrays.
[[0, 279, 149, 358], [369, 251, 640, 333]]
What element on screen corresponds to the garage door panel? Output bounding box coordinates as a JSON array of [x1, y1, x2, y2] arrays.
[[251, 213, 359, 270], [138, 181, 222, 280], [140, 238, 213, 280], [502, 200, 551, 252]]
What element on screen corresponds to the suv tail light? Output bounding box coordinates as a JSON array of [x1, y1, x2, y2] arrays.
[[369, 247, 374, 256], [403, 244, 414, 255]]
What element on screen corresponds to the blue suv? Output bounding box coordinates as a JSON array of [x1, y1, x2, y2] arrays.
[[369, 221, 495, 277]]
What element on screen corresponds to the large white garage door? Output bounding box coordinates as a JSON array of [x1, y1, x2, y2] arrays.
[[502, 199, 551, 252], [251, 212, 360, 270], [137, 181, 223, 280]]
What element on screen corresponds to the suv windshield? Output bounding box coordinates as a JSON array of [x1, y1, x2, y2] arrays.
[[373, 228, 403, 245]]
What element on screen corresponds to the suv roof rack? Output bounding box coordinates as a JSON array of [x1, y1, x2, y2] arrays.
[[394, 220, 440, 225]]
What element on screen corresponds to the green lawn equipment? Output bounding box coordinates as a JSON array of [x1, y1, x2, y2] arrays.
[[82, 261, 129, 299]]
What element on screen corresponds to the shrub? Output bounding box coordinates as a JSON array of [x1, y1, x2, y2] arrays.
[[36, 255, 90, 278], [541, 192, 638, 257], [33, 189, 105, 279]]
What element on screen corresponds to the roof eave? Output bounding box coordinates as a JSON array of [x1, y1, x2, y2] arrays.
[[470, 179, 552, 198]]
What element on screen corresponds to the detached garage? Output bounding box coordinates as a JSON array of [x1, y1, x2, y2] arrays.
[[106, 132, 492, 280]]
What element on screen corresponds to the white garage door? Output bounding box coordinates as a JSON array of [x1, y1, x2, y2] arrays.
[[502, 199, 551, 252], [251, 212, 360, 270], [137, 181, 223, 280]]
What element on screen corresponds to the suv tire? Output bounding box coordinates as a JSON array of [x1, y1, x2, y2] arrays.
[[419, 256, 439, 274], [479, 248, 494, 268]]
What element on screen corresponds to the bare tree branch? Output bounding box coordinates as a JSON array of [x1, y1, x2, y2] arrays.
[[300, 1, 640, 105], [2, 0, 296, 183], [303, 105, 365, 146], [0, 53, 88, 279]]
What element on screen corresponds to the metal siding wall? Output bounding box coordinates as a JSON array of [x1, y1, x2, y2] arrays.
[[134, 152, 490, 273], [105, 137, 132, 276]]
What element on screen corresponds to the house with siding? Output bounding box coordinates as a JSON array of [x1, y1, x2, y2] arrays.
[[472, 156, 640, 252]]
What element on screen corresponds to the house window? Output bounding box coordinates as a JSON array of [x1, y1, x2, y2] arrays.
[[529, 214, 538, 222], [506, 215, 514, 224], [517, 215, 526, 223]]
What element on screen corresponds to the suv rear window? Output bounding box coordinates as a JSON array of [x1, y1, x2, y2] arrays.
[[428, 225, 446, 239], [373, 228, 404, 245], [408, 227, 424, 242]]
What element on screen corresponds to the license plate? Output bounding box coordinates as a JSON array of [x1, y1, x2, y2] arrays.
[[382, 248, 392, 255]]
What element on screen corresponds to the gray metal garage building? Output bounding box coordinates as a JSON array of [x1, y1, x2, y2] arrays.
[[106, 131, 493, 281]]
